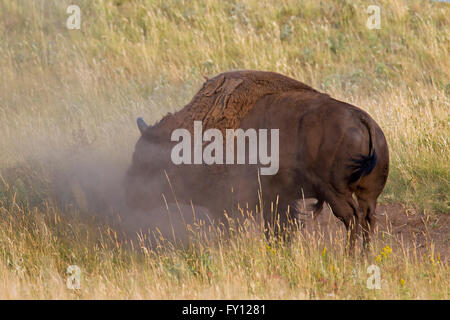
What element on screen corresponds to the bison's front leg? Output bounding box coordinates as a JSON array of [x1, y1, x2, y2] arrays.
[[124, 172, 172, 212]]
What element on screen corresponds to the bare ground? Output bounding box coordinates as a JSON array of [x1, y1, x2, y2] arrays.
[[298, 203, 449, 263]]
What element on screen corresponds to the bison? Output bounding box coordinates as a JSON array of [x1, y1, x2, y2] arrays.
[[125, 70, 389, 250]]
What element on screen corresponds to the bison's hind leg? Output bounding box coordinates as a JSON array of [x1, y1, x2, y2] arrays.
[[355, 191, 378, 250], [323, 191, 364, 255]]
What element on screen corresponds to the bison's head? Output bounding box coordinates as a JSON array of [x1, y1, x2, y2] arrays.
[[124, 117, 173, 211]]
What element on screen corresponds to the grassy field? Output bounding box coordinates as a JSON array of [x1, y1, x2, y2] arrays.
[[0, 0, 448, 299]]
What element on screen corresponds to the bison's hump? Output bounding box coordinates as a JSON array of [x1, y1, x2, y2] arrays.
[[149, 70, 319, 137]]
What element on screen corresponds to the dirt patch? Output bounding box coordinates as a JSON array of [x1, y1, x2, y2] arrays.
[[298, 203, 449, 262]]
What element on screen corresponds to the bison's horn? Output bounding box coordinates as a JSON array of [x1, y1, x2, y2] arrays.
[[137, 117, 148, 134]]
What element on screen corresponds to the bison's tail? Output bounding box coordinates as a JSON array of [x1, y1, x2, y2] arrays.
[[348, 114, 378, 183], [348, 150, 378, 183]]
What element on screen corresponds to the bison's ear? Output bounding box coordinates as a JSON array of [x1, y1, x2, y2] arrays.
[[137, 117, 148, 134]]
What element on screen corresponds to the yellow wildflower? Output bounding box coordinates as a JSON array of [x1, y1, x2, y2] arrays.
[[376, 245, 392, 262]]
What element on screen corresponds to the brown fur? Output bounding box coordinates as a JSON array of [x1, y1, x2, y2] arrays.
[[125, 70, 389, 251], [142, 70, 318, 140]]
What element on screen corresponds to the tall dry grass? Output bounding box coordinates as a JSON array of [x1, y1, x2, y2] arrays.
[[0, 0, 448, 299], [0, 193, 448, 299]]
